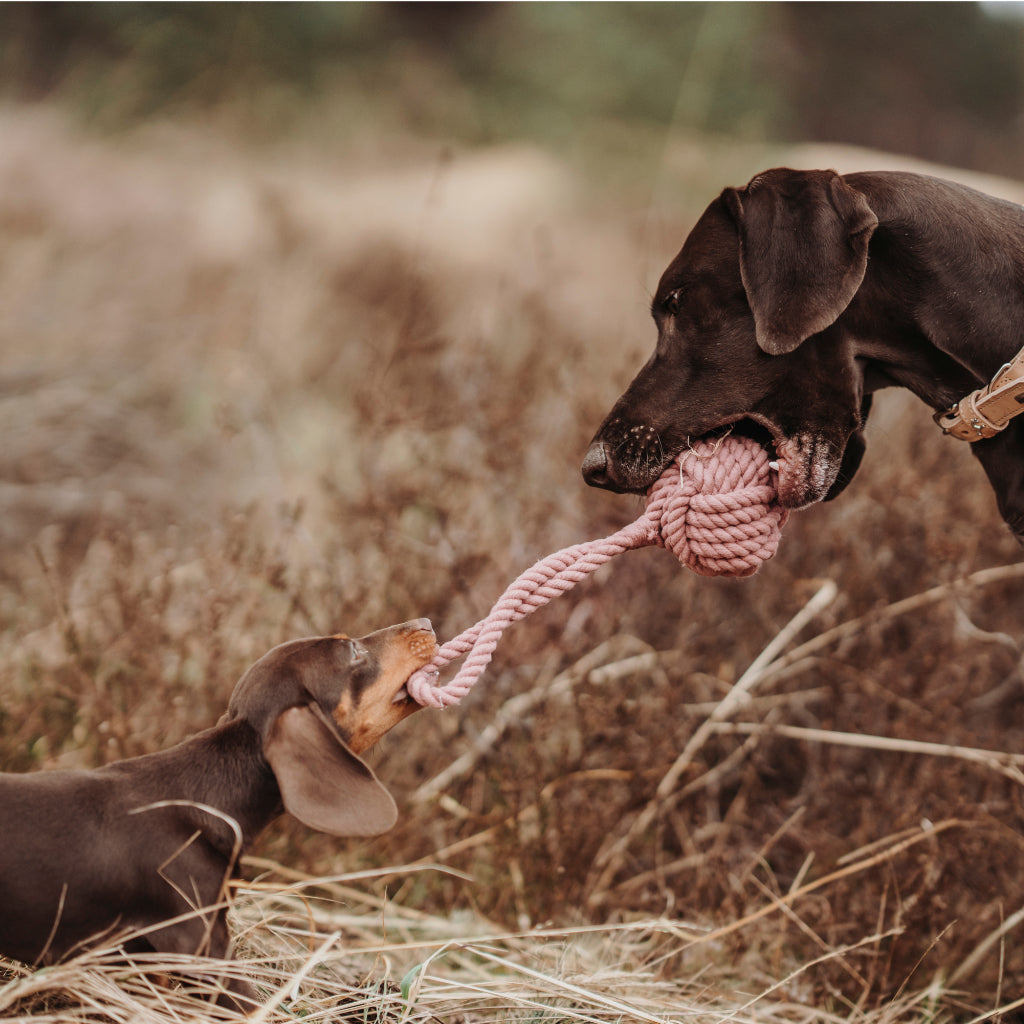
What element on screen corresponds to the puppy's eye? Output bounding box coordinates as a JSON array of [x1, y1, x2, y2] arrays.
[[663, 289, 681, 315]]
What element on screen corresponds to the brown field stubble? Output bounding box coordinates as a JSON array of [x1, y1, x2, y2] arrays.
[[0, 106, 1023, 1015]]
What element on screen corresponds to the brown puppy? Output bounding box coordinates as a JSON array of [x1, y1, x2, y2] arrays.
[[0, 619, 436, 1010]]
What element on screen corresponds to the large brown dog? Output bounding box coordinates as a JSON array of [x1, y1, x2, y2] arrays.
[[582, 168, 1024, 540]]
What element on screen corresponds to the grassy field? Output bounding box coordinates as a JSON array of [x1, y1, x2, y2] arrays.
[[1, 103, 1023, 1021]]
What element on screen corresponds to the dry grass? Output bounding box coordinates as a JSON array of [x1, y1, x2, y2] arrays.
[[0, 862, 1009, 1024], [1, 103, 1024, 1020]]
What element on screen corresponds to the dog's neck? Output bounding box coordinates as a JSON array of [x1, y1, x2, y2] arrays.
[[839, 174, 1024, 540], [851, 315, 1024, 543], [853, 338, 979, 413], [849, 173, 1024, 401], [112, 721, 283, 858]]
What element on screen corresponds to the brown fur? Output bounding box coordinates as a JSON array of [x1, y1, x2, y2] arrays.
[[583, 168, 1024, 540], [0, 619, 435, 1012]]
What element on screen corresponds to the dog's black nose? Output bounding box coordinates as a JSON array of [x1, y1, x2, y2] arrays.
[[582, 442, 613, 488]]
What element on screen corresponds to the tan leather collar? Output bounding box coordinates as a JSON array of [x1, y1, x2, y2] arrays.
[[934, 347, 1024, 441]]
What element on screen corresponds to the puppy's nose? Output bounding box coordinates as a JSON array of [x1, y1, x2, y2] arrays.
[[582, 441, 612, 488]]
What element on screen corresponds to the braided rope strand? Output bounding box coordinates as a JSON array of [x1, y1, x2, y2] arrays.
[[407, 435, 788, 709]]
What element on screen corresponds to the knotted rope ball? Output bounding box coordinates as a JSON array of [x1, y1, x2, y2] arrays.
[[648, 434, 789, 577], [407, 434, 788, 709]]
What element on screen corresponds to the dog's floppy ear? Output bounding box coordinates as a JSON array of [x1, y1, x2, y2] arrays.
[[723, 170, 878, 355], [263, 703, 398, 837]]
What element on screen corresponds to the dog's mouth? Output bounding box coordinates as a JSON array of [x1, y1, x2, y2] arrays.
[[335, 621, 438, 754], [391, 683, 416, 705], [692, 417, 844, 509], [669, 418, 805, 508], [387, 622, 438, 706], [711, 419, 777, 459], [587, 415, 842, 509], [687, 418, 781, 473], [389, 624, 438, 705]]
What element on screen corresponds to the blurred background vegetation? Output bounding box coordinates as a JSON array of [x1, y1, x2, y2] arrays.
[[3, 4, 1024, 1019], [1, 2, 1023, 174]]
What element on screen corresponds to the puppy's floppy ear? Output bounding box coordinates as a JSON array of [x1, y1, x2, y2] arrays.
[[264, 703, 397, 837], [723, 170, 878, 355]]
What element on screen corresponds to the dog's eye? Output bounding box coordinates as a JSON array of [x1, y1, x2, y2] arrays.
[[663, 289, 681, 315]]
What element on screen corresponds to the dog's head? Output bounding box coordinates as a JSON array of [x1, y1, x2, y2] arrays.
[[226, 619, 436, 837], [583, 167, 879, 509]]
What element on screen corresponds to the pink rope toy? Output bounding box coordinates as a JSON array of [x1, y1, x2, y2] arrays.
[[407, 434, 789, 710]]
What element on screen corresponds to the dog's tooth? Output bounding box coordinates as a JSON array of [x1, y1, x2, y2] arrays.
[[768, 461, 780, 471]]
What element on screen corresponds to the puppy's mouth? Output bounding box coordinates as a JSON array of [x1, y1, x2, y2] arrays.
[[338, 620, 438, 754], [390, 624, 438, 705]]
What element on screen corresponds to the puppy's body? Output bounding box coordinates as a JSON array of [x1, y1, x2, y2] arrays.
[[0, 620, 436, 1009], [0, 721, 274, 967]]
